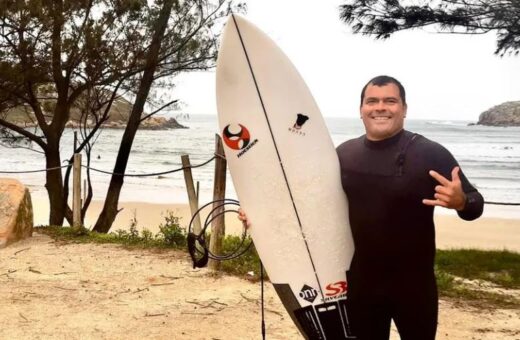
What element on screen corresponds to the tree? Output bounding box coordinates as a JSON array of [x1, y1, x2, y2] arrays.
[[339, 0, 520, 56], [0, 0, 238, 227]]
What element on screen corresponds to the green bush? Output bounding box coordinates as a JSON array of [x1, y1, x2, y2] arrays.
[[157, 211, 186, 247], [219, 235, 265, 280]]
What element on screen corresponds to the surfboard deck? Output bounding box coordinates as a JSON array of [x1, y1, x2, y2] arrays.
[[216, 14, 355, 339]]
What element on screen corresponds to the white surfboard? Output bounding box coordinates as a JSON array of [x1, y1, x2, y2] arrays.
[[216, 15, 355, 339]]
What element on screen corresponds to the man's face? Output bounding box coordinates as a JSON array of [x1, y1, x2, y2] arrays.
[[360, 83, 407, 141]]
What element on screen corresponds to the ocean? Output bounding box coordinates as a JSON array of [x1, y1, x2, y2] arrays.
[[1, 115, 519, 217]]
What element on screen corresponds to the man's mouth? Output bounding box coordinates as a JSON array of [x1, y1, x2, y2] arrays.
[[372, 116, 391, 120]]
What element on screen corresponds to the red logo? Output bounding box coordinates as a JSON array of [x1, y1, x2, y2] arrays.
[[325, 280, 348, 297], [223, 124, 251, 150]]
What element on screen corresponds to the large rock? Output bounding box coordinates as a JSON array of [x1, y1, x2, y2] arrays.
[[478, 101, 520, 126], [0, 178, 33, 248]]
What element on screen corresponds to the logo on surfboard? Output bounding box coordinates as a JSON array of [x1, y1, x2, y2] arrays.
[[299, 284, 318, 303], [223, 123, 258, 158], [325, 280, 348, 298], [223, 124, 250, 150], [289, 113, 309, 136]]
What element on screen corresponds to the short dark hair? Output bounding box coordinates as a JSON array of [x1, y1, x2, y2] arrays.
[[360, 75, 406, 106]]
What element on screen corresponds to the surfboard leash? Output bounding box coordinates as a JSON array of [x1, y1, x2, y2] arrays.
[[187, 198, 253, 268], [260, 261, 266, 340]]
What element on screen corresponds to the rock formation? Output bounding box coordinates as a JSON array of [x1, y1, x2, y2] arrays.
[[478, 101, 520, 126], [0, 178, 33, 248], [63, 116, 187, 130]]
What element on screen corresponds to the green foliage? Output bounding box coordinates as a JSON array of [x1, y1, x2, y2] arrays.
[[436, 249, 520, 289], [434, 249, 520, 309], [218, 235, 264, 279], [339, 0, 520, 55], [435, 266, 519, 308], [38, 211, 187, 249], [435, 267, 456, 293], [158, 211, 186, 247]]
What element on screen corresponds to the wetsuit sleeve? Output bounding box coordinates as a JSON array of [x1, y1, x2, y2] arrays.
[[456, 170, 484, 221]]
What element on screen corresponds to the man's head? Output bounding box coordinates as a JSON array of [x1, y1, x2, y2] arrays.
[[359, 75, 407, 141]]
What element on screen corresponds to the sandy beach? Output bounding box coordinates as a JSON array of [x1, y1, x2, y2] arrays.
[[1, 232, 519, 340], [9, 196, 516, 339], [33, 197, 520, 252]]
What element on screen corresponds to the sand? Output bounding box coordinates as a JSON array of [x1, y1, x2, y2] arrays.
[[1, 233, 519, 340], [6, 197, 516, 339]]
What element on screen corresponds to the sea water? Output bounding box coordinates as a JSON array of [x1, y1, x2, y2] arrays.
[[1, 115, 519, 217]]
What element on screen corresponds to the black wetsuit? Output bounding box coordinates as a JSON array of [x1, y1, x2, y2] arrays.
[[336, 129, 483, 340]]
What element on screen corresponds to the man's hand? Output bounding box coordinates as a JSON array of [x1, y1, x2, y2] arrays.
[[238, 208, 251, 229], [422, 166, 466, 211]]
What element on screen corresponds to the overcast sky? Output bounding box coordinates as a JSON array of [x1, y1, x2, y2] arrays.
[[172, 0, 519, 121]]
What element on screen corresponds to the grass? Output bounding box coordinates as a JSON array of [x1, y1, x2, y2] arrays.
[[436, 249, 520, 289], [39, 211, 188, 250], [37, 214, 520, 309], [434, 249, 520, 309]]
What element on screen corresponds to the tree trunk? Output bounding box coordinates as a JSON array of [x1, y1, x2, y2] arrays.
[[44, 137, 66, 226], [92, 0, 174, 233]]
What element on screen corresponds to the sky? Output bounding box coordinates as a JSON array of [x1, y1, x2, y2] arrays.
[[171, 0, 520, 121]]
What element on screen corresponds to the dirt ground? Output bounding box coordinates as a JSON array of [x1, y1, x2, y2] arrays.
[[1, 233, 519, 340]]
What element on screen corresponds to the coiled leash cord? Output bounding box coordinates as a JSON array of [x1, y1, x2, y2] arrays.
[[187, 198, 253, 268], [187, 198, 266, 340]]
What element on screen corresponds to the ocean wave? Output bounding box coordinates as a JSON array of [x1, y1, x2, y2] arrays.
[[425, 120, 470, 127]]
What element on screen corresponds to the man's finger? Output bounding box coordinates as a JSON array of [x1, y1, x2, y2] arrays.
[[429, 170, 450, 186], [434, 193, 450, 202], [434, 185, 451, 195], [451, 166, 461, 182], [422, 198, 448, 208]]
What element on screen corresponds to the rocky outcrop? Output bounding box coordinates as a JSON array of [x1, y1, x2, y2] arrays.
[[478, 101, 520, 126], [63, 116, 187, 130], [132, 116, 188, 130], [0, 178, 33, 248]]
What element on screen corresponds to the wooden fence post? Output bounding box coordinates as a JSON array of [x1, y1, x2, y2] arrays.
[[209, 134, 227, 271], [72, 153, 82, 230], [181, 154, 202, 234]]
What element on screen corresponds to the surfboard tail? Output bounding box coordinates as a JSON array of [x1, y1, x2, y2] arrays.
[[273, 283, 357, 339]]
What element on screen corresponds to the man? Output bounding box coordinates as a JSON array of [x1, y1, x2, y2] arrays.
[[336, 75, 483, 339], [239, 75, 483, 339]]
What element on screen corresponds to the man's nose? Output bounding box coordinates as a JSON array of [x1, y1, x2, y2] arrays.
[[375, 101, 386, 111]]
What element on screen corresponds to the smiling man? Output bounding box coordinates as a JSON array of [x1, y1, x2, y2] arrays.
[[336, 75, 484, 339]]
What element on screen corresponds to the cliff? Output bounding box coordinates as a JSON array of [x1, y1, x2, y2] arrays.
[[478, 101, 520, 126]]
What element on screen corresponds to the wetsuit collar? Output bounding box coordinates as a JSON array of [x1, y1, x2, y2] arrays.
[[363, 129, 405, 149]]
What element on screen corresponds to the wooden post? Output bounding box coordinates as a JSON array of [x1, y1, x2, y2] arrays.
[[181, 154, 202, 234], [209, 134, 227, 271], [72, 153, 82, 230], [83, 179, 87, 203]]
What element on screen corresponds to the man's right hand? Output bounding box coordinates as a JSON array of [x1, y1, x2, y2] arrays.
[[238, 208, 251, 229]]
